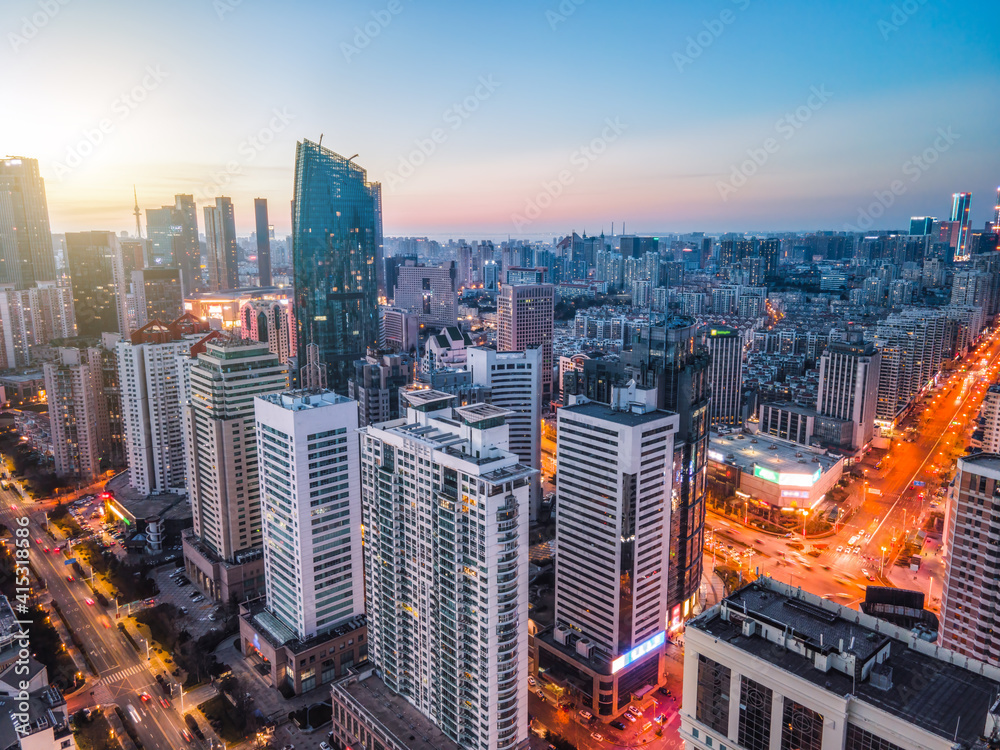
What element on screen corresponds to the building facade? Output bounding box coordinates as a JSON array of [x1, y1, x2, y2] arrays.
[[816, 330, 880, 452], [65, 230, 121, 337], [131, 266, 184, 328], [498, 283, 554, 402], [204, 196, 239, 292], [705, 326, 743, 426], [239, 298, 297, 366], [0, 156, 56, 288], [43, 345, 110, 481]]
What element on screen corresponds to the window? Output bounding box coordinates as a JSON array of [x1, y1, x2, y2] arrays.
[[846, 724, 906, 750], [696, 654, 731, 735], [737, 677, 772, 750], [780, 700, 823, 750]]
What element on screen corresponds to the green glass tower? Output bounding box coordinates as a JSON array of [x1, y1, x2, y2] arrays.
[[292, 140, 381, 393]]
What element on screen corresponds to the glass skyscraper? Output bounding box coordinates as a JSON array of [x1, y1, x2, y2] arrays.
[[292, 140, 380, 393], [951, 191, 972, 256], [0, 156, 56, 288]]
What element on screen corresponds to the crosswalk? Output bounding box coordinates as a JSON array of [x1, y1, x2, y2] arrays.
[[102, 664, 146, 683]]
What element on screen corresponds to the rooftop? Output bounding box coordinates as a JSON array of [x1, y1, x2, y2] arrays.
[[690, 579, 1000, 748], [709, 431, 841, 476], [259, 389, 352, 411], [332, 671, 460, 750], [560, 398, 676, 427]]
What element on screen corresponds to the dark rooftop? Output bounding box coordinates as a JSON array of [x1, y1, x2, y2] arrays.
[[559, 399, 676, 427]]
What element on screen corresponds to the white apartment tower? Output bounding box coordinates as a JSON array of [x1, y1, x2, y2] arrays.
[[467, 345, 542, 520], [360, 392, 534, 750], [941, 453, 1000, 665], [254, 390, 365, 641], [816, 330, 881, 451], [704, 327, 743, 426], [185, 339, 286, 564], [980, 385, 1000, 452], [117, 317, 219, 495], [43, 345, 109, 481], [542, 386, 678, 716], [498, 283, 554, 402]]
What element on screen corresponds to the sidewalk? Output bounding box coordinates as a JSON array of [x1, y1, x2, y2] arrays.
[[885, 537, 946, 611]]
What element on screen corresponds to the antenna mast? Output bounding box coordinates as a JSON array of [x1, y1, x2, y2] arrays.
[[133, 186, 142, 239]]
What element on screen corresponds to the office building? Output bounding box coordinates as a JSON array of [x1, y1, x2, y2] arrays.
[[239, 389, 367, 695], [239, 298, 297, 366], [421, 325, 472, 373], [704, 326, 743, 426], [254, 198, 272, 288], [940, 453, 1000, 664], [131, 267, 183, 328], [145, 194, 201, 294], [360, 392, 533, 750], [43, 344, 110, 481], [681, 577, 1000, 750], [872, 308, 948, 427], [392, 260, 458, 328], [293, 140, 380, 393], [619, 235, 658, 258], [468, 346, 542, 519], [625, 316, 710, 622], [65, 230, 121, 337], [181, 338, 286, 604], [0, 282, 75, 369], [951, 191, 973, 256], [379, 306, 419, 354], [909, 216, 935, 236], [0, 156, 56, 288], [498, 283, 554, 402], [204, 196, 239, 292], [347, 351, 412, 427], [117, 314, 221, 496], [535, 385, 678, 717], [815, 330, 880, 452]]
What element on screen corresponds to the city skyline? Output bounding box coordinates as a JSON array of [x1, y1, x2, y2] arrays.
[[4, 0, 999, 236]]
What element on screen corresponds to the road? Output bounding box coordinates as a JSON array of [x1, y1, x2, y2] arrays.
[[708, 329, 1000, 607], [0, 487, 206, 750]]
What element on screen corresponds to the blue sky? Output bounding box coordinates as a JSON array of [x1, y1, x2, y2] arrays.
[[3, 0, 998, 238]]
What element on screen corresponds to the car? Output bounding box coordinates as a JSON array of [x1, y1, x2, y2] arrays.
[[66, 575, 74, 582], [610, 720, 626, 730], [527, 676, 536, 686], [193, 595, 204, 602], [208, 613, 216, 621], [139, 692, 150, 702], [578, 709, 594, 722], [160, 697, 171, 708], [181, 729, 193, 743], [658, 686, 671, 697], [862, 569, 875, 581], [854, 547, 862, 555], [655, 714, 667, 724], [85, 598, 94, 606], [624, 712, 637, 723], [42, 547, 49, 553], [178, 607, 188, 615], [534, 689, 545, 699], [320, 743, 332, 750], [590, 733, 604, 742]]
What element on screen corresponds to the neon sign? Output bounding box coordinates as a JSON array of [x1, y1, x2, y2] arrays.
[[611, 631, 665, 673]]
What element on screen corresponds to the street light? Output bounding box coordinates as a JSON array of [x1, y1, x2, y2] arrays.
[[880, 546, 887, 577]]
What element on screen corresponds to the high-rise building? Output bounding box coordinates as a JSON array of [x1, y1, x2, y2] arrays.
[[950, 269, 991, 309], [238, 298, 297, 366], [0, 156, 56, 288], [239, 389, 368, 695], [979, 385, 1000, 453], [204, 197, 239, 292], [347, 351, 412, 427], [683, 577, 1000, 750], [254, 198, 272, 288], [758, 237, 780, 279], [537, 385, 678, 717], [131, 267, 183, 328], [117, 314, 221, 495], [65, 230, 121, 337], [815, 330, 880, 452], [181, 338, 286, 603], [360, 392, 533, 750], [100, 331, 126, 469], [872, 308, 948, 427], [951, 192, 973, 256], [146, 195, 201, 294], [379, 306, 419, 354], [391, 260, 458, 328], [293, 140, 380, 394], [992, 186, 1000, 232], [941, 453, 1000, 665], [625, 316, 710, 622], [467, 346, 543, 519], [0, 282, 75, 368], [421, 325, 472, 373], [44, 345, 110, 481], [619, 235, 658, 259], [909, 216, 935, 236], [498, 283, 554, 402], [704, 326, 743, 426]]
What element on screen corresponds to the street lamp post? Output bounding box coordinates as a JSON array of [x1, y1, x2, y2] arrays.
[[880, 546, 887, 577]]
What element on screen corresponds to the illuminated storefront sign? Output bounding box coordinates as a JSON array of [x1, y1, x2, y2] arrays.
[[708, 450, 725, 462], [753, 465, 821, 487], [611, 631, 665, 673], [781, 490, 809, 498]]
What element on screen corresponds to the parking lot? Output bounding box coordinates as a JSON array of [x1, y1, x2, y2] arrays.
[[148, 565, 226, 639]]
